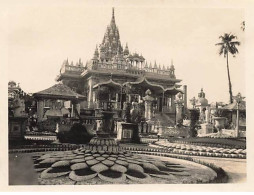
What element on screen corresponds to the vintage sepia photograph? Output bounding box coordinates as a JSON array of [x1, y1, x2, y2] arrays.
[[2, 0, 254, 191]]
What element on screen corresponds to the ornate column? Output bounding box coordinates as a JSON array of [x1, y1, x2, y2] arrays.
[[143, 89, 154, 121], [205, 106, 211, 123], [87, 77, 94, 108], [174, 92, 184, 124], [37, 99, 44, 122], [115, 93, 119, 109], [233, 93, 244, 138]]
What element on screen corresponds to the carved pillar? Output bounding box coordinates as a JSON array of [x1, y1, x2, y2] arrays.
[[76, 103, 80, 116], [116, 93, 119, 109], [87, 77, 94, 108], [205, 106, 210, 123], [37, 99, 44, 122]]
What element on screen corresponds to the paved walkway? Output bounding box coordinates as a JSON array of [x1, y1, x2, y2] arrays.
[[9, 153, 39, 185], [141, 152, 246, 183], [190, 156, 246, 183]]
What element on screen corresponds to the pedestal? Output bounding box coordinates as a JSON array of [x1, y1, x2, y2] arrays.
[[116, 122, 139, 143], [200, 123, 213, 134], [144, 100, 153, 120]]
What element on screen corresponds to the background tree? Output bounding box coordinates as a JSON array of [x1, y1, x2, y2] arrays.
[[215, 33, 240, 103]]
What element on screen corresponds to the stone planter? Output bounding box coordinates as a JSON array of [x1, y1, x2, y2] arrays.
[[213, 117, 226, 132]]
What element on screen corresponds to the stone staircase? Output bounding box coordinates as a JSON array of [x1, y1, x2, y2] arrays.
[[152, 112, 176, 127]]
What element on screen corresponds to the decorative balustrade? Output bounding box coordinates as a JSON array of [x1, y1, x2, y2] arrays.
[[81, 101, 121, 110], [90, 61, 176, 77], [60, 65, 85, 74]]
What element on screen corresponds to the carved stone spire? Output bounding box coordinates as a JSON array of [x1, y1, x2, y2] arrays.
[[99, 8, 122, 60], [93, 45, 99, 59], [111, 7, 115, 25], [123, 43, 129, 56]]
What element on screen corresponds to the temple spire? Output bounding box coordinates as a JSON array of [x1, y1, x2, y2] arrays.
[[111, 7, 115, 25]]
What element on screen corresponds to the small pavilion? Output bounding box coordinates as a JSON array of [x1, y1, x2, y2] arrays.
[[220, 100, 246, 130], [33, 83, 86, 122]]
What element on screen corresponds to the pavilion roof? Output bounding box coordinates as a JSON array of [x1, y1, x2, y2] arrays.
[[33, 83, 85, 101], [220, 101, 246, 111], [123, 77, 164, 93], [93, 79, 122, 89], [164, 86, 184, 95]]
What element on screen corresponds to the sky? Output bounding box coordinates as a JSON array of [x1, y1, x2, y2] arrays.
[[6, 0, 246, 105]]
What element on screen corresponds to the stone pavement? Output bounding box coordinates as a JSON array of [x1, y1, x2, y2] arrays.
[[9, 153, 39, 185], [190, 156, 246, 183], [141, 153, 246, 183]]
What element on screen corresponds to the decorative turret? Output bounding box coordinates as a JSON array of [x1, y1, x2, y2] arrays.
[[76, 58, 83, 67], [169, 59, 175, 78], [153, 61, 158, 73], [93, 45, 99, 59], [149, 62, 152, 71], [198, 88, 206, 98], [140, 54, 145, 62], [63, 58, 69, 66], [144, 61, 148, 68], [154, 61, 157, 69], [123, 43, 129, 56], [170, 64, 175, 71]]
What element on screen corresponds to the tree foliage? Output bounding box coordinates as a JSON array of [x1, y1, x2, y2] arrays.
[[215, 33, 240, 103]]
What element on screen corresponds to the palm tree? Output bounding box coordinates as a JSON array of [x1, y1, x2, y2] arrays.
[[216, 33, 240, 103]]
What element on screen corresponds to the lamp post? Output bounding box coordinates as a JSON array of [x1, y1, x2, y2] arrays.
[[233, 92, 245, 138]]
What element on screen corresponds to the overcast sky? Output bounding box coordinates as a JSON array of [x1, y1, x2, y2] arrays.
[[6, 0, 246, 105]]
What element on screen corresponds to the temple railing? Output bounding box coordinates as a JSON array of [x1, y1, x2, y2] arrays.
[[60, 65, 85, 74], [80, 101, 121, 110]]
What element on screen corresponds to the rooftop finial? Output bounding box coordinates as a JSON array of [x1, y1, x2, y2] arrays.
[[171, 59, 173, 65], [112, 7, 115, 18]]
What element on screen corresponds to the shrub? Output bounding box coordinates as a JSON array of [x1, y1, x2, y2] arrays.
[[57, 123, 94, 144]]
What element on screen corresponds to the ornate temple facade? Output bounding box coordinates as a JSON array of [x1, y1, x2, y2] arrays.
[[56, 8, 187, 127]]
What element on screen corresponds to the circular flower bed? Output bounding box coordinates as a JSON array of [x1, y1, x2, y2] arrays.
[[33, 148, 217, 184]]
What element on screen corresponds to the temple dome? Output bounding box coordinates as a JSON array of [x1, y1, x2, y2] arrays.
[[196, 88, 208, 106], [197, 97, 208, 106]]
